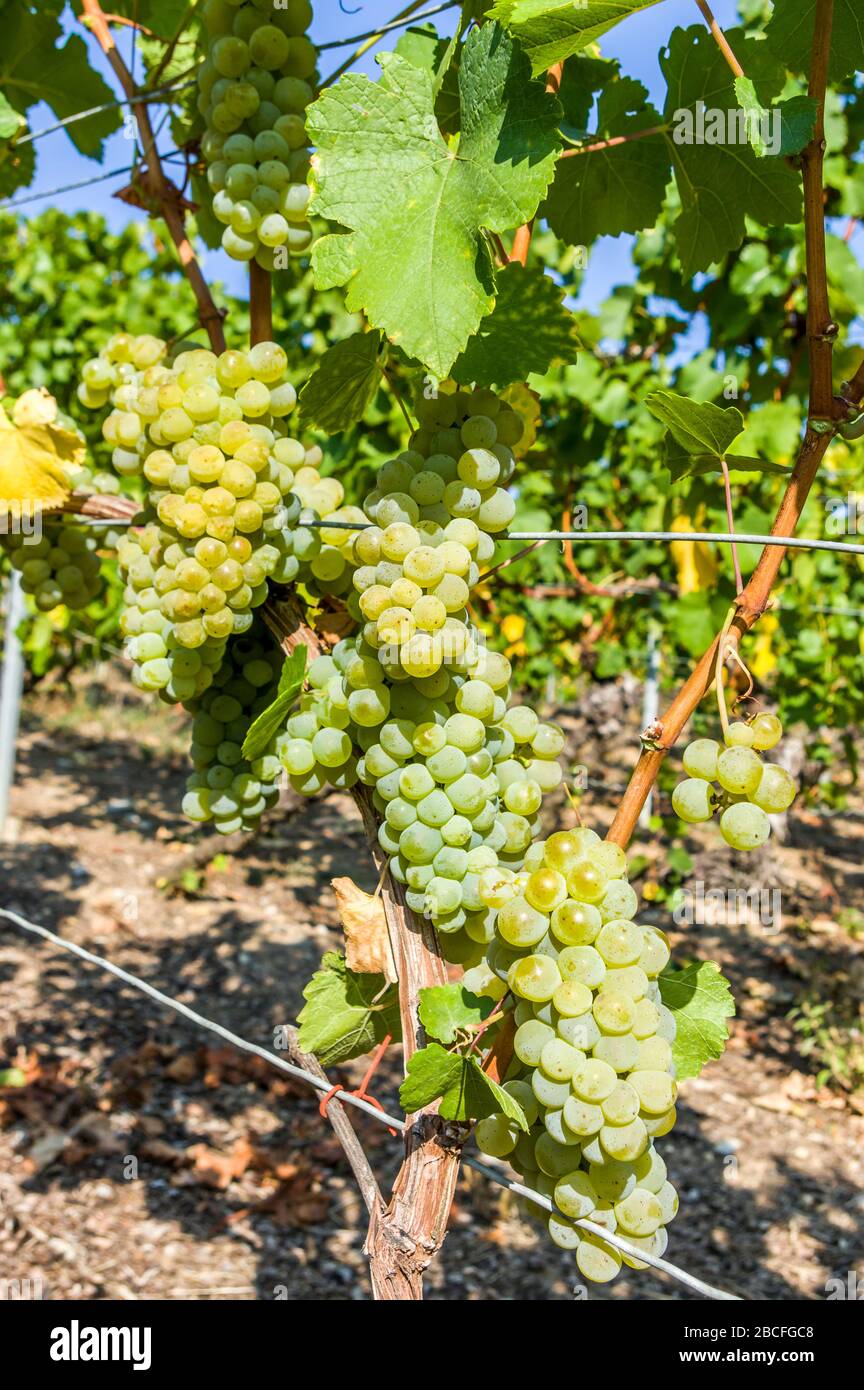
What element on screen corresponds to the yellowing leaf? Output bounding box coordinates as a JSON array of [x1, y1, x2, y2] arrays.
[[751, 612, 778, 681], [331, 876, 397, 984], [0, 404, 85, 517], [13, 389, 58, 428], [670, 514, 718, 594], [501, 613, 525, 644]]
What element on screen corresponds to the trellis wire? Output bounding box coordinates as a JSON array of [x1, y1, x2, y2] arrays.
[[16, 79, 197, 146], [0, 147, 185, 211], [300, 521, 864, 558], [318, 0, 460, 48], [0, 905, 740, 1302]]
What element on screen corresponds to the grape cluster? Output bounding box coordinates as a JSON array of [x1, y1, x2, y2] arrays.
[[278, 384, 567, 958], [1, 524, 104, 612], [182, 620, 285, 833], [472, 829, 679, 1283], [198, 0, 316, 267], [672, 713, 796, 851], [80, 333, 335, 699]]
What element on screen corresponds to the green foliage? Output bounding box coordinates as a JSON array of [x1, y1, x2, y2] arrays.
[[298, 330, 385, 433], [242, 647, 307, 762], [308, 22, 562, 375], [400, 1041, 528, 1125], [450, 261, 579, 386], [0, 2, 121, 196], [418, 983, 495, 1043], [488, 0, 663, 74], [659, 961, 735, 1080], [297, 952, 401, 1067]]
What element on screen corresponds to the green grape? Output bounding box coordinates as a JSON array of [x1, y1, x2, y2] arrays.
[[752, 763, 796, 814], [672, 778, 715, 823], [719, 802, 771, 850], [681, 737, 720, 780], [716, 745, 763, 796]]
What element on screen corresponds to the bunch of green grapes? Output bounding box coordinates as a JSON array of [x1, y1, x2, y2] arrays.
[[2, 523, 104, 612], [182, 619, 285, 833], [473, 828, 679, 1284], [198, 0, 316, 267], [275, 384, 570, 962], [672, 713, 797, 850], [80, 336, 336, 697]]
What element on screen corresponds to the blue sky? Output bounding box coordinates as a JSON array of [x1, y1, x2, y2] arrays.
[[10, 0, 859, 325]]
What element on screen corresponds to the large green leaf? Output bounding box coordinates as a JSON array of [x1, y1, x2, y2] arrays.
[[764, 0, 864, 82], [488, 0, 664, 75], [1, 5, 121, 163], [298, 330, 384, 433], [297, 952, 401, 1067], [544, 74, 668, 244], [307, 22, 562, 377], [451, 262, 579, 386], [660, 960, 735, 1081], [399, 1042, 529, 1125], [661, 26, 802, 275]]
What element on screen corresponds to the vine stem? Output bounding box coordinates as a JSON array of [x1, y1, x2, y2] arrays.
[[719, 458, 743, 594], [249, 261, 273, 346], [321, 0, 435, 87], [560, 124, 667, 159], [262, 593, 458, 1302], [693, 0, 745, 78], [509, 63, 562, 264], [79, 0, 226, 353], [607, 0, 839, 849]]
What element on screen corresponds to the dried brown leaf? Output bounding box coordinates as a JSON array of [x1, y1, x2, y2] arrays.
[[331, 876, 397, 983]]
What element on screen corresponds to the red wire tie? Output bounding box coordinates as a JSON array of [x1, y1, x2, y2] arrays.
[[318, 1034, 398, 1137]]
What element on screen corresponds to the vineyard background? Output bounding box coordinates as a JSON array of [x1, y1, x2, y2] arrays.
[[2, 0, 864, 1303]]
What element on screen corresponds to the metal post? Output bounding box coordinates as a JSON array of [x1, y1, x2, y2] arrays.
[[0, 570, 26, 836], [639, 621, 660, 830]]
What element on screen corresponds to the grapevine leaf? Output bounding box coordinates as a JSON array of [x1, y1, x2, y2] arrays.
[[0, 133, 34, 198], [772, 95, 818, 157], [487, 0, 664, 75], [764, 0, 864, 82], [0, 404, 83, 516], [399, 1042, 529, 1127], [417, 983, 494, 1043], [1, 8, 121, 160], [544, 75, 668, 244], [298, 330, 384, 433], [733, 79, 817, 158], [390, 23, 461, 133], [0, 92, 23, 140], [451, 262, 579, 386], [241, 646, 306, 761], [662, 26, 802, 275], [646, 389, 743, 457], [307, 22, 562, 377], [659, 960, 735, 1081], [297, 952, 401, 1067]]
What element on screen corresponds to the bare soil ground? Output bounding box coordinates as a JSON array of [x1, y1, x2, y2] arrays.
[[1, 665, 863, 1302]]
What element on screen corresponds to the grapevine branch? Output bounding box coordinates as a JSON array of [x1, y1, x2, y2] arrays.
[[693, 0, 745, 78], [79, 0, 226, 353], [262, 592, 459, 1302], [607, 0, 840, 849], [510, 63, 562, 263]]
